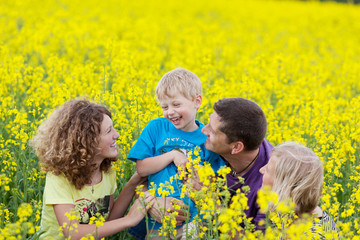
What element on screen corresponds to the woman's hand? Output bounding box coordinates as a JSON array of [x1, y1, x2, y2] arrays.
[[126, 199, 146, 224]]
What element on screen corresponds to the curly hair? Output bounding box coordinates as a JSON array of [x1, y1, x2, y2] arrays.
[[271, 141, 323, 215], [31, 99, 116, 190]]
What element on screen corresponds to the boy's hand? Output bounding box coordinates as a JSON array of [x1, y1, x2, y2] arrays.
[[182, 164, 203, 192], [172, 149, 189, 167], [148, 197, 189, 226]]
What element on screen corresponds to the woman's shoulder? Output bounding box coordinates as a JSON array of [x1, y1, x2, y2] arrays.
[[46, 171, 68, 183], [102, 168, 117, 183], [45, 172, 81, 193]]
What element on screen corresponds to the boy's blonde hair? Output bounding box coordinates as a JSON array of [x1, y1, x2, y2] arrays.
[[271, 141, 323, 215], [155, 68, 202, 101]]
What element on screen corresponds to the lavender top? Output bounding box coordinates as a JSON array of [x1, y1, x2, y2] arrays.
[[225, 139, 273, 231]]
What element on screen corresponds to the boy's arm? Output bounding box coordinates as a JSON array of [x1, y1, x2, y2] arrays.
[[136, 150, 188, 177]]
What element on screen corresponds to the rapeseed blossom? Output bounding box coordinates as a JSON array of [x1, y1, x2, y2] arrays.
[[1, 0, 360, 238]]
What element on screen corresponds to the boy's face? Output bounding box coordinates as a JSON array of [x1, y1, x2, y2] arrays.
[[159, 92, 202, 132]]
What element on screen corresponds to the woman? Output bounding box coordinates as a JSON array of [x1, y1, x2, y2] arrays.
[[31, 99, 151, 240], [259, 141, 337, 233]]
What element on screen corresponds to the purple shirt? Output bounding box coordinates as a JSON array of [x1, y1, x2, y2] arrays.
[[225, 139, 273, 230]]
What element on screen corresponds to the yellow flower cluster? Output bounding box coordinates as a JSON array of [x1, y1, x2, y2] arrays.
[[1, 0, 360, 238], [0, 203, 36, 240], [257, 187, 342, 239], [0, 174, 11, 192]]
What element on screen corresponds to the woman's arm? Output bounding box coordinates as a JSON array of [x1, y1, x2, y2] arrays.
[[54, 199, 146, 240], [108, 172, 147, 220], [53, 172, 149, 240]]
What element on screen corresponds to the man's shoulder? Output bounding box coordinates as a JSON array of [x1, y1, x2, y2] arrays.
[[242, 139, 273, 182], [260, 139, 274, 159], [261, 139, 274, 149]]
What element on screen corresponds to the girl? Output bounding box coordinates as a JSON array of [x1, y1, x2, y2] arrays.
[[32, 99, 151, 240], [259, 141, 337, 233]]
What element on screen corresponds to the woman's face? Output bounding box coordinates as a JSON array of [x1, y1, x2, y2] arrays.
[[259, 156, 276, 188], [95, 114, 120, 163]]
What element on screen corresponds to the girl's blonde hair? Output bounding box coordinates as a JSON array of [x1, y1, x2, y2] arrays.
[[155, 68, 202, 101], [271, 141, 323, 215], [31, 99, 116, 190]]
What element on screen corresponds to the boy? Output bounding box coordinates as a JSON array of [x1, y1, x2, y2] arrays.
[[128, 68, 224, 239]]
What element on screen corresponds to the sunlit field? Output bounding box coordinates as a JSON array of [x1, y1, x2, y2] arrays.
[[1, 0, 360, 239]]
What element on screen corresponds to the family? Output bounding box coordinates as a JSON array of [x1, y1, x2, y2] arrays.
[[31, 68, 337, 239]]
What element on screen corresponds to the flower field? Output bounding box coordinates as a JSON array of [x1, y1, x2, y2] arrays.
[[0, 0, 360, 239]]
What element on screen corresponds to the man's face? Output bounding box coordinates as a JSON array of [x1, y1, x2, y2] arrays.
[[202, 112, 232, 155]]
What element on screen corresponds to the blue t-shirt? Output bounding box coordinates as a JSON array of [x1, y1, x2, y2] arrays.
[[128, 117, 224, 229]]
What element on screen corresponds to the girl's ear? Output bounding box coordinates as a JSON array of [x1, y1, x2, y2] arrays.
[[231, 141, 244, 154], [194, 95, 202, 109]]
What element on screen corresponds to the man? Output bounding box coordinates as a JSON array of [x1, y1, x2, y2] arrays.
[[201, 97, 273, 230]]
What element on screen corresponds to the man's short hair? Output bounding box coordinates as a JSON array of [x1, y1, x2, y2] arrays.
[[155, 68, 202, 101], [214, 98, 267, 151]]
